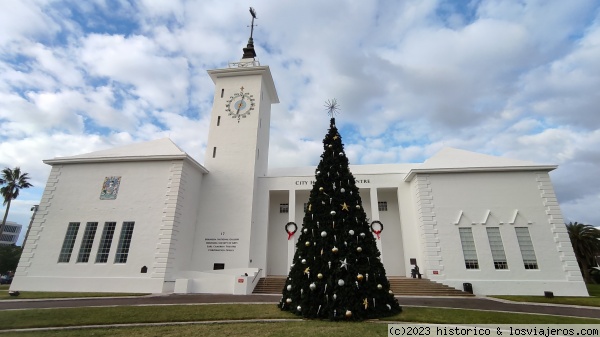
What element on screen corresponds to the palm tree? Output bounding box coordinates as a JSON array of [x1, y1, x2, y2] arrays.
[[0, 167, 33, 238], [566, 222, 600, 283]]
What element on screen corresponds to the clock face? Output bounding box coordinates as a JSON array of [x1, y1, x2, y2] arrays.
[[226, 89, 255, 121]]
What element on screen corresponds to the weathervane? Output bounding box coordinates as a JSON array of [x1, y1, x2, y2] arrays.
[[242, 7, 258, 59], [249, 7, 257, 39], [325, 98, 341, 117]]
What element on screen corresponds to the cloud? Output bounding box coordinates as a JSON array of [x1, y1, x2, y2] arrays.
[[1, 0, 600, 244]]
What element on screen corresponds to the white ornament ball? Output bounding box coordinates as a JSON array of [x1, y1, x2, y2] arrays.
[[297, 306, 302, 311], [340, 188, 345, 193], [330, 210, 336, 215], [301, 259, 307, 264], [338, 279, 345, 286], [321, 231, 327, 237], [360, 233, 366, 238], [287, 285, 292, 291], [328, 144, 332, 148], [333, 294, 337, 300], [309, 283, 316, 291], [377, 284, 383, 290], [389, 290, 394, 295], [355, 205, 360, 209], [356, 247, 362, 253], [349, 230, 355, 235], [316, 170, 320, 175], [339, 152, 344, 156], [303, 228, 308, 233], [286, 298, 292, 304]]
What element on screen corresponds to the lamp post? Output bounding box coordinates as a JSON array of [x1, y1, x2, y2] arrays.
[[22, 205, 38, 249]]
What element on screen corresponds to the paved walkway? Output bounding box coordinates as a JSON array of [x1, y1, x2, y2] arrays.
[[1, 294, 600, 319]]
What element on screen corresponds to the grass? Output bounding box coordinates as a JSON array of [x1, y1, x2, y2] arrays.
[[492, 283, 600, 307], [1, 304, 599, 331], [0, 285, 147, 300], [2, 284, 600, 336]]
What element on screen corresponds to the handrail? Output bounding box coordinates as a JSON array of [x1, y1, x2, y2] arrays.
[[252, 268, 263, 284]]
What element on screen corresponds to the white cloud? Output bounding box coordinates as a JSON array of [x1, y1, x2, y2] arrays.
[[1, 0, 600, 241]]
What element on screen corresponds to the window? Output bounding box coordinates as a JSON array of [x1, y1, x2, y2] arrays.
[[0, 233, 16, 242], [114, 222, 135, 263], [4, 225, 17, 233], [378, 201, 388, 212], [486, 227, 508, 269], [77, 222, 98, 263], [515, 227, 538, 269], [58, 222, 80, 263], [217, 116, 221, 126], [280, 203, 289, 213], [212, 147, 217, 158], [95, 222, 116, 263], [459, 228, 479, 269]]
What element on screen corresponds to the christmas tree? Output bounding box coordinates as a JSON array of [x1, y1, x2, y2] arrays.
[[279, 101, 401, 320]]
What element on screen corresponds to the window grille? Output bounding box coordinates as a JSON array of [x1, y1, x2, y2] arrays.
[[58, 222, 80, 263], [114, 222, 135, 263], [280, 203, 289, 213], [378, 201, 388, 212], [95, 222, 116, 263], [459, 228, 479, 269], [486, 227, 508, 269], [515, 227, 538, 269], [76, 222, 98, 263]]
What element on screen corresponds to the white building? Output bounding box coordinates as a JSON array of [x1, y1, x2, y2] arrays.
[[0, 221, 22, 246], [11, 39, 587, 296]]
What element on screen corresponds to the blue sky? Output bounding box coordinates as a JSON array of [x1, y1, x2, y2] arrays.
[[1, 0, 600, 244]]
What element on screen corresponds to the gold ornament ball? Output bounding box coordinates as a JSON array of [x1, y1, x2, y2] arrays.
[[377, 284, 383, 290], [332, 247, 339, 253], [319, 187, 324, 192], [305, 241, 311, 247], [357, 274, 364, 281], [355, 204, 360, 209], [328, 144, 332, 148], [356, 247, 362, 253], [286, 298, 292, 304], [345, 310, 352, 318], [389, 290, 394, 295], [317, 273, 323, 279]]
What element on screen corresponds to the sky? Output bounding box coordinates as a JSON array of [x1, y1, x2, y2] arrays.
[[1, 0, 599, 245]]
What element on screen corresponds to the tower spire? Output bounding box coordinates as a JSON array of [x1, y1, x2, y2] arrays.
[[242, 7, 258, 59]]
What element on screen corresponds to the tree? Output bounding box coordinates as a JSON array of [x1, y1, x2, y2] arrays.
[[0, 167, 33, 237], [279, 116, 401, 321], [566, 222, 600, 283], [0, 244, 22, 275]]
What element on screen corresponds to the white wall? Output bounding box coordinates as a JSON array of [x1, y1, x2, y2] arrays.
[[12, 160, 183, 293], [419, 171, 587, 296]]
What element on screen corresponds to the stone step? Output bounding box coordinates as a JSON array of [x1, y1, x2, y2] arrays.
[[253, 276, 474, 296]]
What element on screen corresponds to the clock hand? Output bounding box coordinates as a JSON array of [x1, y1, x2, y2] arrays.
[[236, 96, 246, 114]]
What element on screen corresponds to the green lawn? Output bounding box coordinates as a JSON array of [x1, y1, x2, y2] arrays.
[[492, 283, 600, 307], [0, 285, 147, 300], [0, 304, 599, 332], [3, 284, 600, 336]]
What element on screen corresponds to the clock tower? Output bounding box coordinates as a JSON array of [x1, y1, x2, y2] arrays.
[[191, 10, 279, 272]]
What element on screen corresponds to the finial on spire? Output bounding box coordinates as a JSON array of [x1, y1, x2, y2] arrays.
[[242, 7, 258, 59]]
